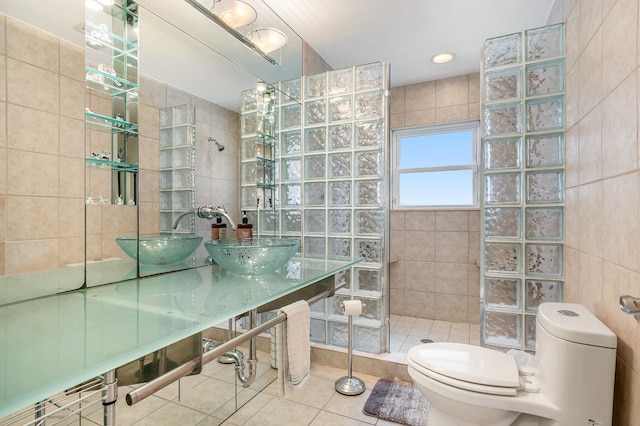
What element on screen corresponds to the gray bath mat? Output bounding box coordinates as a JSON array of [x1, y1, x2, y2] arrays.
[[363, 378, 429, 426]]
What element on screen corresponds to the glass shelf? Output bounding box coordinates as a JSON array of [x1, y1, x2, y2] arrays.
[[160, 166, 194, 172], [85, 21, 138, 63], [257, 157, 275, 167], [85, 65, 138, 96], [85, 111, 138, 135], [257, 182, 276, 190], [85, 157, 138, 172], [160, 188, 194, 192], [257, 131, 276, 142], [161, 229, 194, 235]]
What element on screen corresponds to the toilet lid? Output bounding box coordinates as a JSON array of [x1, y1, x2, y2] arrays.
[[408, 360, 518, 396], [407, 343, 520, 389]]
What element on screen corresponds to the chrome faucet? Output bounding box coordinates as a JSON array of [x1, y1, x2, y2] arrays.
[[172, 205, 238, 230], [211, 206, 238, 231]]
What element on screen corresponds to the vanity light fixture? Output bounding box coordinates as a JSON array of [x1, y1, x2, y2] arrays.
[[256, 80, 267, 92], [246, 28, 287, 53], [431, 52, 456, 64], [185, 0, 280, 65], [213, 0, 257, 28]]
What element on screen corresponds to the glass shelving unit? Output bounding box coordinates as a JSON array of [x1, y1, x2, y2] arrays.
[[240, 85, 278, 230], [84, 0, 139, 204]]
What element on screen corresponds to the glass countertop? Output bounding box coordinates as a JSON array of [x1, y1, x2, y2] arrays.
[[0, 257, 362, 419]]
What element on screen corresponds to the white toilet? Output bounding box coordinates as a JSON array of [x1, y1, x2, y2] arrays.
[[407, 302, 617, 425]]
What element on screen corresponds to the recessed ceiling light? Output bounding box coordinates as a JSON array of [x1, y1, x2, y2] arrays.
[[431, 52, 455, 64]]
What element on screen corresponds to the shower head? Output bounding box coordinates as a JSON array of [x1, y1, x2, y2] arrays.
[[208, 137, 225, 152]]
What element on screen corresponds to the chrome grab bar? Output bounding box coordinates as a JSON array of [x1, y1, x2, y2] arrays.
[[125, 287, 335, 406]]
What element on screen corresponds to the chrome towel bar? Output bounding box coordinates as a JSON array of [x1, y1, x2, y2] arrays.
[[126, 287, 334, 405]]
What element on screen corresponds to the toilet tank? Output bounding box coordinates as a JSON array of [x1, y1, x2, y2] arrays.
[[535, 302, 617, 425]]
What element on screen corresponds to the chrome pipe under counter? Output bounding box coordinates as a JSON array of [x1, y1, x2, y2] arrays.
[[0, 257, 363, 422]]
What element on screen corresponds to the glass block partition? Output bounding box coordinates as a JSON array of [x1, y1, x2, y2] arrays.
[[239, 62, 391, 353], [481, 24, 565, 352], [159, 104, 196, 234]]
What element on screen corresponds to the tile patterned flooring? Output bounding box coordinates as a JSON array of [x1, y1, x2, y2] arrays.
[[79, 357, 394, 426], [66, 316, 478, 425], [389, 314, 480, 355]]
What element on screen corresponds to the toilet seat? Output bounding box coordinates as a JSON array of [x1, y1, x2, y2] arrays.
[[408, 358, 518, 396], [407, 343, 520, 396]]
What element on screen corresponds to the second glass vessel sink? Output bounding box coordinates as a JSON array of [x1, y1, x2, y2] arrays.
[[204, 238, 300, 275], [116, 235, 203, 265]]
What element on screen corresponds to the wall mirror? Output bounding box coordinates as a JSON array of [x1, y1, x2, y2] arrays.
[[0, 0, 303, 302]]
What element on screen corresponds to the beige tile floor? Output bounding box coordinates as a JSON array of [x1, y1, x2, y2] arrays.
[[75, 354, 398, 426], [40, 315, 480, 426]]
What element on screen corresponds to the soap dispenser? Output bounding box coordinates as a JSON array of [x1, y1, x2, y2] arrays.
[[211, 216, 227, 240], [236, 210, 253, 240]]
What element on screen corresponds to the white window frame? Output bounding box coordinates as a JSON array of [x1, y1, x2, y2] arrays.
[[391, 120, 481, 209]]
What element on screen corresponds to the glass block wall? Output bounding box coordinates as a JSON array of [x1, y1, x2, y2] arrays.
[[240, 62, 391, 353], [159, 104, 196, 234], [481, 24, 565, 352]]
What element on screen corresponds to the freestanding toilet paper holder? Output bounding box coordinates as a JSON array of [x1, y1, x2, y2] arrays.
[[335, 300, 366, 396]]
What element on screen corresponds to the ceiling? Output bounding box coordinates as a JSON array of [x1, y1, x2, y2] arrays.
[[0, 0, 556, 110], [263, 0, 556, 87]]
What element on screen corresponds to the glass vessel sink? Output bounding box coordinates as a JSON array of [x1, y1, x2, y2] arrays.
[[116, 235, 203, 265], [204, 238, 300, 275]]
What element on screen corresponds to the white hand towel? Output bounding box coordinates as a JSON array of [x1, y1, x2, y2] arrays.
[[276, 300, 311, 398]]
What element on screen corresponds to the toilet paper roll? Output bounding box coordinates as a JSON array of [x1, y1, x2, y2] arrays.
[[343, 299, 362, 316]]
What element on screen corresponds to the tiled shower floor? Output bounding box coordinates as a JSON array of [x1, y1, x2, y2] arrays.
[[389, 314, 480, 356]]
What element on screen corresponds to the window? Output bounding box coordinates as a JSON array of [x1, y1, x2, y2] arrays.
[[392, 120, 480, 208]]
